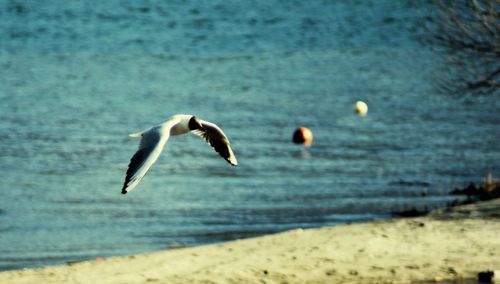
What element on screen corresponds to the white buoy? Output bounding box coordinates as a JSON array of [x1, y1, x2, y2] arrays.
[[354, 100, 368, 116]]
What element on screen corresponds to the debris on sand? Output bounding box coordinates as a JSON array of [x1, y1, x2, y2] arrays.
[[449, 176, 500, 205]]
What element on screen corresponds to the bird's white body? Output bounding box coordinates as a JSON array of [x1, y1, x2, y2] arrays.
[[122, 114, 237, 194], [130, 114, 191, 137], [167, 114, 191, 136]]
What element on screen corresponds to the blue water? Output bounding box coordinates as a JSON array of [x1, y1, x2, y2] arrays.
[[0, 0, 499, 271]]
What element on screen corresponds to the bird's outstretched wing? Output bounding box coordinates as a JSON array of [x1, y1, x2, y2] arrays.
[[122, 126, 170, 194], [192, 120, 238, 166]]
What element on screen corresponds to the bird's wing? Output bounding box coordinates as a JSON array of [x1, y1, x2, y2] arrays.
[[122, 124, 174, 194], [192, 120, 238, 166]]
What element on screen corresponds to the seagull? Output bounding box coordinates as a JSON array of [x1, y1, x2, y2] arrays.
[[121, 114, 237, 194]]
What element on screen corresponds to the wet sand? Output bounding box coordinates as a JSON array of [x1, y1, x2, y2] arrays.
[[1, 199, 499, 283]]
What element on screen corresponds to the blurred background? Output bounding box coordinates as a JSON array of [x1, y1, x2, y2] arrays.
[[0, 0, 498, 270]]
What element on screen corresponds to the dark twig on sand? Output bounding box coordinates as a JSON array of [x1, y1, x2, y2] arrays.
[[450, 179, 500, 205], [392, 176, 500, 218]]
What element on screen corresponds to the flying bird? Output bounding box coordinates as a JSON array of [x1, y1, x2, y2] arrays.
[[121, 114, 237, 194]]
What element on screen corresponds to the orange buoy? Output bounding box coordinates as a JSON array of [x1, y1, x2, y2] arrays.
[[292, 127, 313, 146]]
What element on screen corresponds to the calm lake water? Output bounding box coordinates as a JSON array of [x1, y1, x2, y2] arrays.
[[0, 0, 499, 270]]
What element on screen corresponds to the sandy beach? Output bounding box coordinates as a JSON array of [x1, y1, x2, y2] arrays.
[[1, 199, 499, 283]]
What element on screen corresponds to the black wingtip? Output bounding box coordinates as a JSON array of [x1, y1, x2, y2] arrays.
[[121, 188, 127, 194]]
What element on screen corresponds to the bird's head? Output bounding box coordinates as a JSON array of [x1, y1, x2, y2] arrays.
[[188, 116, 204, 130]]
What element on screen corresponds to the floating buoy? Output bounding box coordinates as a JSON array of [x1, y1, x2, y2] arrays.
[[292, 127, 313, 146], [354, 100, 368, 116]]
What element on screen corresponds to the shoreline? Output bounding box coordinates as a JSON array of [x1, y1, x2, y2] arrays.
[[1, 199, 499, 283]]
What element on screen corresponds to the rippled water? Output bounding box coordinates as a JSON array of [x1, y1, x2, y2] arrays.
[[0, 0, 499, 270]]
